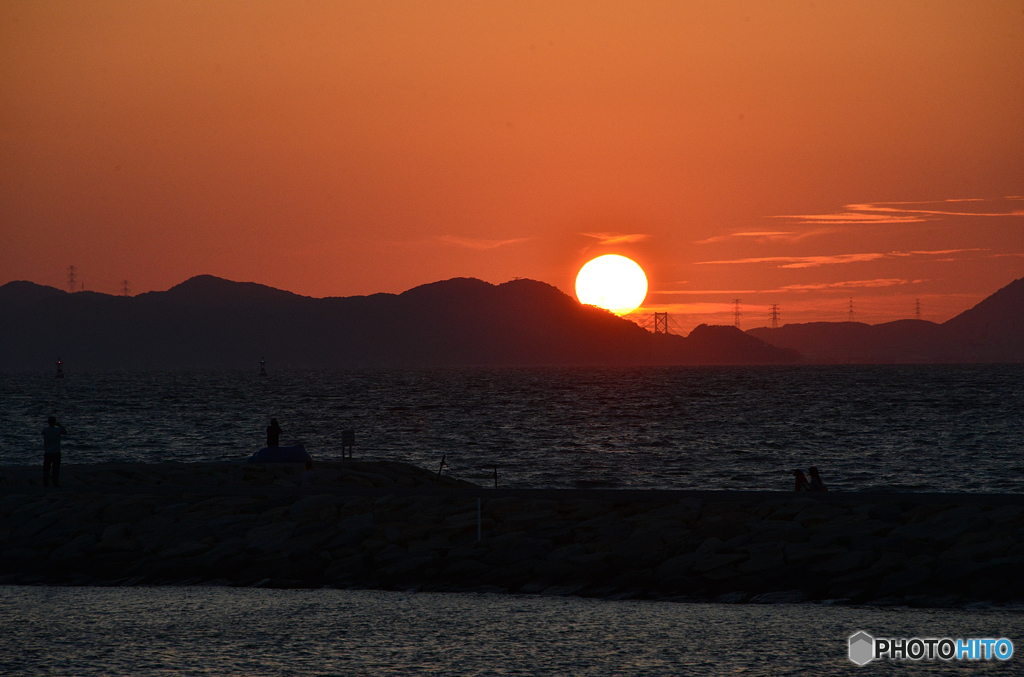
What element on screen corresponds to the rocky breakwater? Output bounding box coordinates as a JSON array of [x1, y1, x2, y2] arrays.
[[1, 464, 1023, 608], [0, 460, 472, 490]]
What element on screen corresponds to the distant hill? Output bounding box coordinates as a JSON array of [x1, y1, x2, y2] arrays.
[[941, 276, 1024, 362], [0, 275, 798, 370], [747, 277, 1024, 363]]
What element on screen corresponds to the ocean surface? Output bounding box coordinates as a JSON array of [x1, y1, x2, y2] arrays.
[[1, 586, 1021, 676], [1, 365, 1022, 492]]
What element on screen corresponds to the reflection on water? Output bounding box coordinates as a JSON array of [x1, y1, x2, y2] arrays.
[[0, 586, 1021, 676], [2, 365, 1023, 492]]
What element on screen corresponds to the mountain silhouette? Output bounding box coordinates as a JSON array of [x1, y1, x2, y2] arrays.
[[747, 276, 1024, 363], [0, 276, 798, 370], [941, 276, 1024, 361]]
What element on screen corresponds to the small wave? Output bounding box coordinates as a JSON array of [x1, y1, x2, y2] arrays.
[[574, 479, 621, 489]]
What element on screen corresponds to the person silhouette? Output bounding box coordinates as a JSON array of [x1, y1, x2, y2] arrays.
[[267, 418, 282, 448], [793, 469, 810, 492], [42, 417, 67, 488], [808, 466, 828, 492]]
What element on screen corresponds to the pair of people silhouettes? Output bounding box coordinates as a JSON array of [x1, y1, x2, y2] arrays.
[[794, 467, 827, 492]]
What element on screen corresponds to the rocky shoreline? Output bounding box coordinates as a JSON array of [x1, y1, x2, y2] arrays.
[[2, 461, 1023, 608]]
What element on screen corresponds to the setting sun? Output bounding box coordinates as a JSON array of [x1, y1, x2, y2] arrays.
[[575, 255, 648, 315]]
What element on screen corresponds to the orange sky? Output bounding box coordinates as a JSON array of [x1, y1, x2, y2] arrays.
[[2, 1, 1022, 330]]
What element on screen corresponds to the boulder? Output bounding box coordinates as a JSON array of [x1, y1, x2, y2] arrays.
[[246, 521, 296, 552]]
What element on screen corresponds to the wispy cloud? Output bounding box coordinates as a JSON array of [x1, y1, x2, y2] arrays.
[[847, 203, 1024, 218], [651, 289, 764, 295], [695, 249, 986, 269], [437, 235, 531, 250], [696, 231, 793, 244], [695, 252, 888, 268], [580, 232, 649, 245], [630, 302, 738, 315], [776, 198, 1024, 225], [651, 279, 922, 296], [902, 248, 985, 256], [772, 212, 926, 225], [780, 278, 923, 291], [695, 228, 841, 244]]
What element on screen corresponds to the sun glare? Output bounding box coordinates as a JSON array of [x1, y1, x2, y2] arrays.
[[575, 255, 648, 315]]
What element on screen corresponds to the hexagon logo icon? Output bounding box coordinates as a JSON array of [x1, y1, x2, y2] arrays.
[[849, 631, 874, 665]]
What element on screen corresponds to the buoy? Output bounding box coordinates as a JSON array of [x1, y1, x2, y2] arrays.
[[259, 357, 267, 377], [56, 359, 65, 379]]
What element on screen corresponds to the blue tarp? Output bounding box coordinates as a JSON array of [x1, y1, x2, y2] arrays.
[[246, 444, 311, 463]]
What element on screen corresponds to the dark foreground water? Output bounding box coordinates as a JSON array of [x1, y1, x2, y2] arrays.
[[0, 586, 1020, 676], [2, 365, 1023, 492]]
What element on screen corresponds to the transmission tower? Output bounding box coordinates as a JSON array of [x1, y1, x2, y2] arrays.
[[121, 280, 131, 297], [66, 266, 77, 294], [915, 298, 921, 320], [769, 304, 780, 329], [848, 298, 855, 322], [732, 299, 742, 328], [653, 312, 669, 334]]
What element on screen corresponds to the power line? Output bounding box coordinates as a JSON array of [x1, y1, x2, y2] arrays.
[[66, 266, 77, 294], [120, 280, 131, 297], [848, 297, 854, 323], [732, 299, 742, 328], [769, 304, 780, 329], [915, 298, 921, 320]]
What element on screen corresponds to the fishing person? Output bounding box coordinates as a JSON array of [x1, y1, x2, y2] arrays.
[[808, 466, 828, 492], [42, 417, 68, 488], [267, 418, 283, 448], [793, 469, 810, 492]]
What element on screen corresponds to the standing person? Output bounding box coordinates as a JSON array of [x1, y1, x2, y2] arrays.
[[42, 417, 67, 488], [808, 466, 828, 492], [266, 418, 282, 448], [793, 469, 810, 492]]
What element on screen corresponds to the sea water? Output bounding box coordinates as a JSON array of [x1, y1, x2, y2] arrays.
[[2, 364, 1023, 492], [3, 367, 1023, 674], [1, 586, 1021, 676]]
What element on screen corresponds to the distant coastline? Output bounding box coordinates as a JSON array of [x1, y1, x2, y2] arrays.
[[0, 275, 797, 370], [2, 273, 1022, 369], [746, 274, 1024, 363]]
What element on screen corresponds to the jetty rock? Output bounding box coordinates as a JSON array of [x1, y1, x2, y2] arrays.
[[1, 462, 1023, 609], [0, 460, 474, 491]]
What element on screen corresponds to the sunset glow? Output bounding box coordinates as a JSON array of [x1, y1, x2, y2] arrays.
[[0, 2, 1021, 329]]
